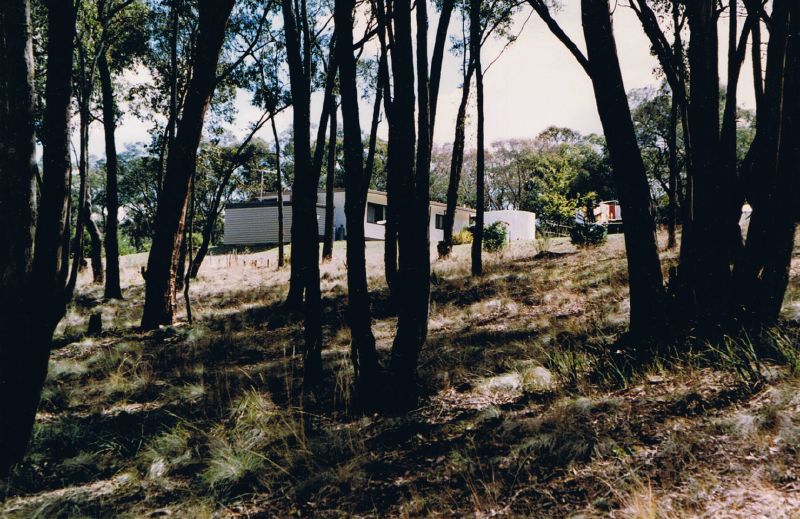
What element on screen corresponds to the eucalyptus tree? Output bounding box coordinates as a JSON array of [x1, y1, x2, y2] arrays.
[[333, 0, 382, 397], [279, 0, 325, 382], [439, 0, 526, 258], [529, 0, 666, 341], [140, 0, 236, 329], [0, 0, 77, 475], [97, 0, 148, 298]]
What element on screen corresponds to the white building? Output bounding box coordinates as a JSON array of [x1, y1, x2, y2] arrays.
[[223, 189, 476, 245], [484, 210, 537, 241]]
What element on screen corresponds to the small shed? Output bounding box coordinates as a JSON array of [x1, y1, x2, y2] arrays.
[[484, 210, 536, 241]]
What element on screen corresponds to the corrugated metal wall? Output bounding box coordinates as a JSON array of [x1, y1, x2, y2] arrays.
[[223, 205, 326, 245]]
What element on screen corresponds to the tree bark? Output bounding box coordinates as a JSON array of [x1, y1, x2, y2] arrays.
[[322, 100, 337, 261], [141, 0, 235, 330], [0, 0, 76, 475], [470, 0, 484, 276], [335, 0, 382, 397], [282, 0, 323, 384], [99, 50, 122, 298], [389, 0, 430, 407], [581, 0, 666, 340]]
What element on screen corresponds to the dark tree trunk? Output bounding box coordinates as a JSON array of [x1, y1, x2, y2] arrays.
[[364, 52, 385, 183], [440, 62, 475, 256], [273, 115, 285, 267], [733, 0, 799, 324], [322, 100, 337, 261], [99, 50, 122, 298], [389, 0, 430, 407], [679, 0, 733, 328], [285, 35, 337, 308], [0, 0, 39, 475], [175, 225, 188, 289], [141, 0, 235, 330], [375, 0, 398, 302], [334, 0, 382, 396], [581, 0, 666, 339], [667, 91, 678, 249], [85, 201, 104, 284], [282, 0, 323, 384], [470, 0, 484, 276], [429, 0, 454, 135], [66, 87, 91, 298], [0, 0, 76, 475]]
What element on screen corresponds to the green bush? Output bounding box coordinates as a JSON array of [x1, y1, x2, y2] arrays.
[[570, 223, 607, 247], [452, 228, 473, 245], [482, 221, 509, 252]]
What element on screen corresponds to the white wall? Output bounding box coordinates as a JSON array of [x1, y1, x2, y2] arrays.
[[485, 210, 536, 241]]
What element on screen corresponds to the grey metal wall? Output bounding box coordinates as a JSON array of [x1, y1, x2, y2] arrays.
[[223, 205, 326, 245]]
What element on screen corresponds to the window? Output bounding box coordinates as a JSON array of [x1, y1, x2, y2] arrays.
[[435, 214, 444, 230], [366, 202, 386, 224]]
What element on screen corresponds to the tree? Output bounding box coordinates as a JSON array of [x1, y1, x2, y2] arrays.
[[321, 98, 338, 261], [386, 0, 431, 407], [0, 0, 76, 475], [470, 0, 485, 276], [529, 0, 666, 340], [439, 0, 523, 257], [334, 0, 382, 397], [281, 0, 324, 383], [97, 0, 147, 298], [732, 0, 800, 324], [141, 0, 235, 330]]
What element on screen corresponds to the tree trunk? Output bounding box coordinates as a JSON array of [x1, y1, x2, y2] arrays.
[[66, 87, 91, 298], [389, 0, 429, 407], [679, 0, 732, 329], [733, 0, 799, 324], [141, 0, 235, 330], [335, 0, 382, 397], [322, 100, 337, 261], [440, 62, 475, 257], [99, 50, 122, 298], [273, 115, 285, 267], [470, 0, 484, 276], [666, 91, 678, 249], [282, 0, 323, 384], [581, 0, 666, 340], [285, 35, 337, 308], [0, 0, 76, 475], [85, 201, 104, 284], [429, 0, 455, 135]]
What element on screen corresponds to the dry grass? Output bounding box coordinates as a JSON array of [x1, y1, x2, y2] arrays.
[[2, 232, 800, 517]]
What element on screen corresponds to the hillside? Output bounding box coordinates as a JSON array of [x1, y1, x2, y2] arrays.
[[3, 234, 800, 517]]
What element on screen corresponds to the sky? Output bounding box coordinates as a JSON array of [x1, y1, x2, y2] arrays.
[[89, 1, 758, 158]]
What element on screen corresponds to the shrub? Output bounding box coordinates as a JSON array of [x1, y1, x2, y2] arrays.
[[570, 223, 607, 246], [482, 221, 509, 252], [452, 228, 473, 245]]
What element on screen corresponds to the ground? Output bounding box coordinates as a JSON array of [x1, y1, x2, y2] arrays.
[[3, 233, 800, 518]]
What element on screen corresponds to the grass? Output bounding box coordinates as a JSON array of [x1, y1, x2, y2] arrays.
[[2, 234, 800, 517]]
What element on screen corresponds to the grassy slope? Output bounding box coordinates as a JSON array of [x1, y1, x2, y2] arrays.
[[2, 234, 800, 517]]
